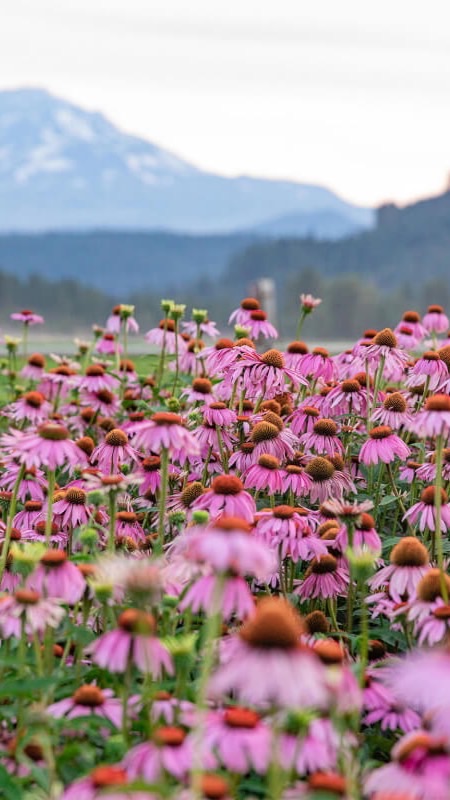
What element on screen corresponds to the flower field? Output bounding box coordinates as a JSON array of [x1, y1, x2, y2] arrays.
[[1, 297, 450, 799]]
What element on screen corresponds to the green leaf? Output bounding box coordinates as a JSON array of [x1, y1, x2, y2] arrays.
[[379, 494, 397, 507], [0, 764, 23, 800]]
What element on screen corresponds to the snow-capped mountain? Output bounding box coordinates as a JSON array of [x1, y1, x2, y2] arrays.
[[0, 88, 374, 235]]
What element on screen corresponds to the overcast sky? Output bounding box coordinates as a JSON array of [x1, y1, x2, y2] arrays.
[[1, 0, 450, 207]]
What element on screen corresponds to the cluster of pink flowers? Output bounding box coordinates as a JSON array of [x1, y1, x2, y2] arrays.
[[2, 296, 450, 798]]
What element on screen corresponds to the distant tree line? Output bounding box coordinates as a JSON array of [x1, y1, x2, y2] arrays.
[[0, 267, 447, 343]]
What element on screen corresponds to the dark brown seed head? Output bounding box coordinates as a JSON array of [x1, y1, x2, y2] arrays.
[[372, 328, 398, 348], [239, 597, 304, 649], [261, 349, 284, 369], [390, 537, 428, 567], [105, 429, 128, 447], [384, 392, 407, 412], [306, 457, 335, 481], [417, 568, 450, 602], [211, 475, 243, 495]]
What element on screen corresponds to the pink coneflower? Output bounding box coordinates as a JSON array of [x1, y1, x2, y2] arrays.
[[91, 428, 139, 474], [368, 538, 430, 602], [6, 391, 51, 425], [47, 684, 124, 728], [124, 726, 193, 783], [10, 309, 44, 325], [230, 347, 307, 400], [295, 555, 349, 600], [299, 347, 336, 382], [363, 328, 410, 372], [115, 511, 146, 545], [135, 455, 161, 495], [77, 364, 119, 393], [403, 486, 450, 533], [12, 499, 44, 531], [16, 423, 86, 470], [288, 405, 321, 436], [395, 323, 421, 351], [52, 487, 92, 530], [202, 402, 237, 427], [300, 293, 322, 311], [195, 421, 236, 455], [243, 453, 284, 494], [183, 317, 220, 339], [371, 392, 412, 429], [228, 441, 256, 473], [363, 668, 421, 733], [325, 378, 368, 417], [250, 418, 296, 461], [256, 505, 326, 563], [280, 717, 339, 776], [423, 303, 450, 334], [228, 296, 260, 326], [192, 476, 256, 522], [59, 766, 150, 800], [203, 337, 239, 375], [284, 340, 309, 371], [27, 550, 86, 604], [133, 412, 200, 457], [37, 365, 76, 402], [20, 352, 46, 381], [386, 646, 450, 716], [245, 309, 278, 340], [81, 388, 120, 416], [0, 589, 64, 637], [301, 418, 344, 456], [145, 318, 186, 353], [203, 707, 271, 774], [150, 691, 194, 726], [398, 460, 422, 484], [282, 463, 313, 497], [181, 516, 274, 579], [208, 597, 329, 709], [305, 456, 355, 503], [336, 512, 382, 553], [87, 609, 173, 677], [409, 393, 450, 437], [365, 730, 450, 800], [106, 304, 139, 334], [406, 351, 448, 391], [359, 426, 410, 466], [95, 332, 123, 355], [181, 377, 216, 406], [413, 598, 450, 646], [172, 339, 202, 375], [27, 519, 68, 548], [179, 574, 256, 621], [395, 309, 427, 342]]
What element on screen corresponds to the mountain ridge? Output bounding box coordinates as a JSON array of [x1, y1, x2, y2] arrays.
[[0, 87, 374, 236]]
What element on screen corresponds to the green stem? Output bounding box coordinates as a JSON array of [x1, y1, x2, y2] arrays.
[[156, 448, 169, 554], [434, 434, 448, 602], [386, 462, 413, 533], [172, 321, 180, 396], [358, 581, 369, 687], [216, 426, 229, 473], [45, 470, 56, 546], [346, 522, 355, 635], [191, 575, 225, 797], [0, 462, 25, 582], [108, 490, 117, 553], [295, 310, 306, 340], [157, 316, 168, 389], [122, 653, 133, 746]]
